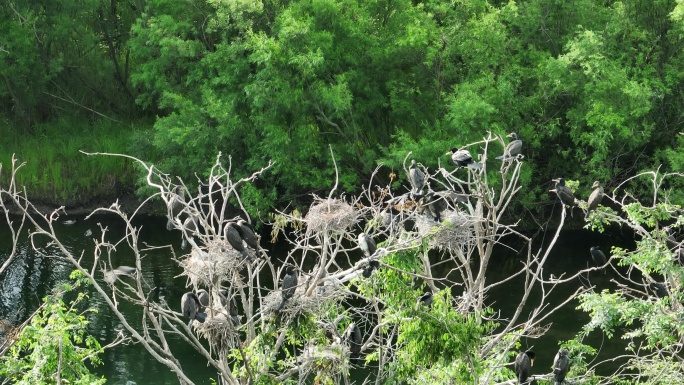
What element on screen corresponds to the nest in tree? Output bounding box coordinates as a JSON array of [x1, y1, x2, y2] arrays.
[[297, 342, 350, 376], [180, 239, 250, 288], [415, 210, 474, 251], [305, 198, 357, 235], [193, 311, 240, 350], [263, 277, 346, 318]]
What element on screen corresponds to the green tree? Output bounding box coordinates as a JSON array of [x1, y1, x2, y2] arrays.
[[0, 272, 106, 385]]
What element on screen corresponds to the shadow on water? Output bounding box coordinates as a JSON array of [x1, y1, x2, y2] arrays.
[[0, 214, 639, 384]]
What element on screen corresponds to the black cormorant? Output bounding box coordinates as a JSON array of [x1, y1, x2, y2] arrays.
[[166, 186, 186, 231], [180, 210, 200, 250], [590, 246, 607, 273], [358, 233, 377, 257], [649, 282, 669, 298], [361, 260, 380, 278], [586, 181, 604, 215], [514, 351, 536, 384], [552, 348, 570, 385], [408, 159, 426, 197], [181, 292, 207, 324], [277, 266, 298, 311], [196, 289, 209, 308], [446, 147, 482, 170], [423, 191, 448, 222], [417, 291, 433, 308], [552, 178, 576, 215], [236, 219, 259, 250], [344, 322, 362, 359], [224, 222, 252, 260], [496, 132, 523, 161]]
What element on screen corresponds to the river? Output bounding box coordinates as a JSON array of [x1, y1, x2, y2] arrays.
[[0, 213, 635, 384]]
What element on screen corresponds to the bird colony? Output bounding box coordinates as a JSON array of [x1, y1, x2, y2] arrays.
[[95, 133, 606, 383], [6, 130, 678, 385]]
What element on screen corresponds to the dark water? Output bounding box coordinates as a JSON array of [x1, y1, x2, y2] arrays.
[[0, 214, 635, 384]]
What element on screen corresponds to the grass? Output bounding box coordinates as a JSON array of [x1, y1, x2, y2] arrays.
[[1, 117, 152, 205]]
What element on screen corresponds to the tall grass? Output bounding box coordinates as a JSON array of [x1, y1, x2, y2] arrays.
[[1, 118, 152, 205]]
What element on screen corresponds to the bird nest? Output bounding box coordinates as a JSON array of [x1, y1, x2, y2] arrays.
[[262, 279, 346, 318], [415, 210, 475, 251], [297, 343, 350, 377], [305, 198, 357, 235], [193, 312, 240, 350], [180, 239, 249, 288]]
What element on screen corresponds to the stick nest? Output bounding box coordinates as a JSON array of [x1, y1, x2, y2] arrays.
[[416, 210, 475, 251], [263, 278, 346, 318], [305, 198, 357, 235], [297, 343, 350, 376], [180, 239, 250, 288], [193, 312, 240, 350]]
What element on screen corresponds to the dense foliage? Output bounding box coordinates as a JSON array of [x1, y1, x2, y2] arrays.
[[0, 272, 105, 385], [2, 0, 684, 213]]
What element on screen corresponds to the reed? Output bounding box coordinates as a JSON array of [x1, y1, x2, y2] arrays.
[[1, 119, 146, 205]]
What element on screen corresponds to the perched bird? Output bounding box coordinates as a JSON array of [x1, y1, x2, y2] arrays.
[[552, 178, 576, 216], [180, 211, 200, 250], [423, 191, 448, 222], [103, 266, 137, 285], [408, 159, 426, 197], [496, 132, 523, 161], [181, 292, 207, 324], [361, 260, 380, 278], [219, 290, 241, 326], [224, 222, 252, 260], [166, 186, 186, 231], [514, 351, 536, 384], [552, 348, 570, 385], [417, 291, 433, 308], [447, 147, 482, 170], [586, 181, 604, 216], [196, 289, 209, 308], [236, 220, 259, 250], [344, 322, 362, 359], [358, 233, 377, 257], [277, 266, 298, 311], [649, 282, 669, 298], [590, 246, 607, 273]]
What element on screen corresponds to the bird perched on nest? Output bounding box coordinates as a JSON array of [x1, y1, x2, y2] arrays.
[[344, 322, 362, 359], [103, 266, 137, 285], [224, 222, 252, 261], [196, 289, 209, 308], [219, 290, 241, 326], [514, 350, 535, 384], [551, 178, 576, 216], [422, 191, 448, 222], [552, 348, 570, 385], [408, 159, 426, 197], [277, 266, 298, 311], [589, 246, 607, 273], [496, 132, 522, 161], [446, 147, 482, 170], [181, 292, 207, 326], [166, 186, 186, 231], [586, 181, 604, 216], [416, 291, 433, 308]]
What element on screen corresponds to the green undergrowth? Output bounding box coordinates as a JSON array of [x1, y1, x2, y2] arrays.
[[1, 118, 152, 205]]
